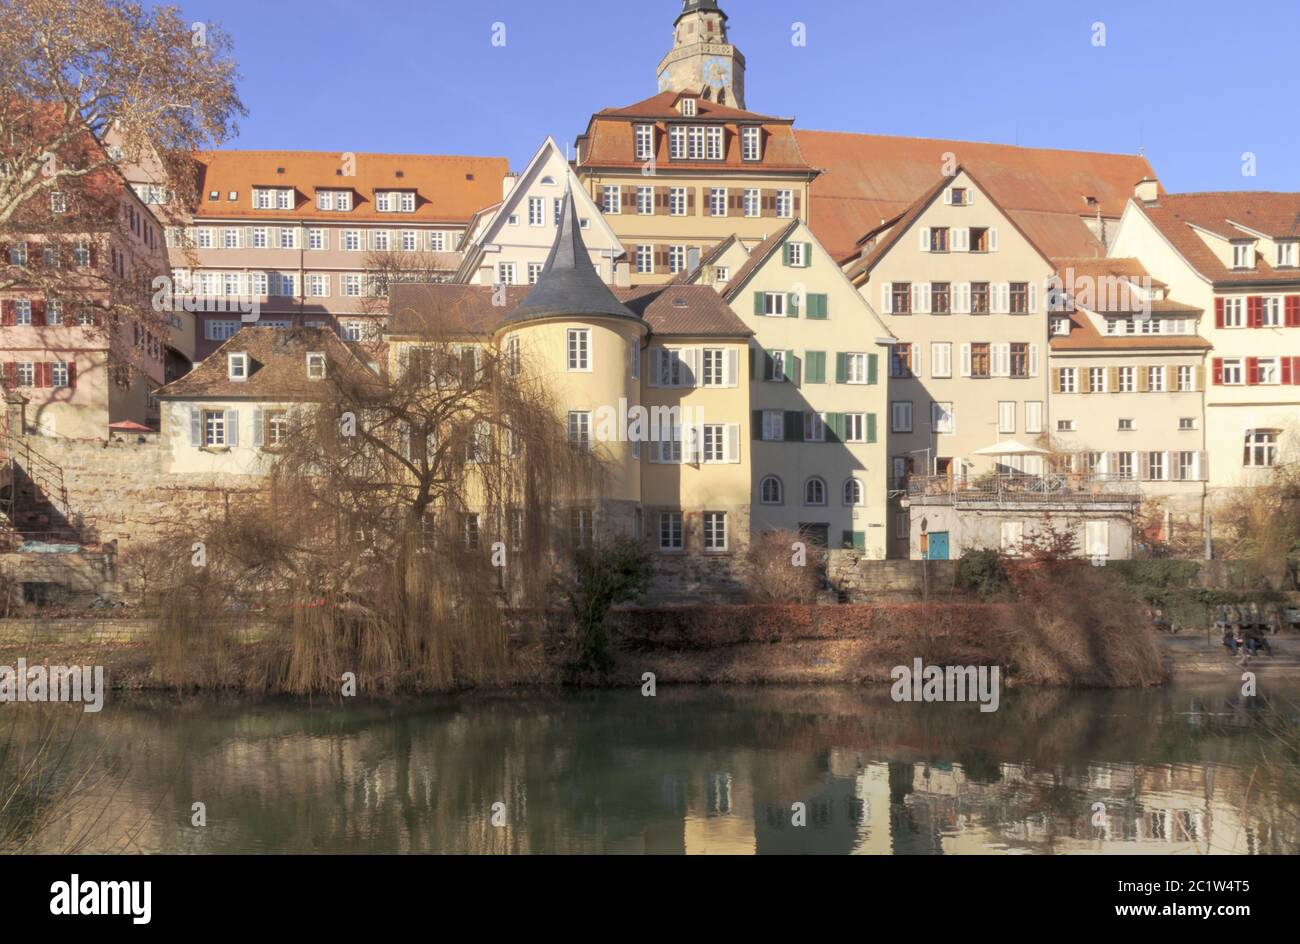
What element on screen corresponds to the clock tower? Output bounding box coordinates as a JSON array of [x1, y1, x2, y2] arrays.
[[656, 1, 746, 109]]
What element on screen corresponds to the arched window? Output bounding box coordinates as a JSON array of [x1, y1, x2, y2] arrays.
[[540, 175, 557, 186], [759, 475, 783, 505], [804, 477, 826, 506], [843, 478, 864, 506]]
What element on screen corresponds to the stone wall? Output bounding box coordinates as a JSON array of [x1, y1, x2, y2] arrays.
[[827, 553, 959, 599], [0, 548, 117, 604], [12, 433, 260, 548]]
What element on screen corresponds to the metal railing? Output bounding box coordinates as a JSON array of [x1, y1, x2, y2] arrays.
[[905, 472, 1142, 505]]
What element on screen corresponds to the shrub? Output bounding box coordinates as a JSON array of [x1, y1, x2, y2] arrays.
[[555, 535, 652, 674], [956, 548, 1009, 599], [742, 529, 824, 603]]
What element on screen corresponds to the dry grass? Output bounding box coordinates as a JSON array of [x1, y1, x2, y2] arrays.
[[742, 529, 823, 604]]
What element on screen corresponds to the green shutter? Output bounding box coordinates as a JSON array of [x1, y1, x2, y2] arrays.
[[867, 353, 879, 385], [866, 412, 878, 444], [784, 410, 803, 442], [853, 531, 866, 552], [749, 345, 756, 379], [806, 294, 828, 319], [836, 352, 848, 384], [782, 243, 792, 266], [785, 349, 798, 385], [804, 242, 814, 264], [763, 350, 774, 381], [841, 530, 854, 550], [754, 292, 765, 316], [787, 293, 799, 317], [826, 412, 843, 443], [752, 410, 763, 440], [805, 351, 825, 384]]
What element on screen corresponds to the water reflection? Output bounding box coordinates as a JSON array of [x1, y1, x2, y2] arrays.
[[17, 683, 1300, 854]]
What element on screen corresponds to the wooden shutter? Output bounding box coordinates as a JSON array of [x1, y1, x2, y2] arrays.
[[881, 283, 893, 314], [190, 407, 201, 446], [687, 189, 696, 215], [866, 413, 877, 444], [1246, 356, 1260, 385], [1287, 295, 1300, 327], [1247, 296, 1263, 328], [835, 352, 847, 384], [66, 361, 76, 390], [1212, 357, 1224, 385], [1214, 298, 1225, 329], [1138, 366, 1149, 392], [1052, 367, 1062, 393], [1108, 367, 1119, 393], [867, 353, 879, 385]]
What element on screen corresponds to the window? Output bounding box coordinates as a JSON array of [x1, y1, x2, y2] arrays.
[[844, 414, 867, 442], [316, 190, 351, 211], [842, 353, 868, 384], [705, 127, 724, 161], [703, 512, 727, 552], [949, 187, 966, 206], [1220, 357, 1243, 385], [1025, 401, 1043, 434], [761, 292, 786, 317], [636, 245, 653, 273], [680, 98, 697, 117], [1232, 243, 1253, 268], [889, 344, 913, 378], [205, 320, 239, 341], [370, 230, 390, 251], [637, 187, 653, 215], [1057, 419, 1076, 432], [804, 412, 826, 442], [760, 476, 783, 504], [1257, 356, 1280, 384], [929, 227, 949, 252], [687, 126, 705, 160], [843, 479, 864, 507], [340, 274, 362, 297], [931, 342, 952, 378], [527, 262, 544, 285], [1179, 417, 1197, 431], [1262, 297, 1282, 326], [931, 282, 951, 314], [743, 189, 760, 218], [970, 343, 991, 378], [1116, 451, 1135, 480], [669, 187, 687, 216], [701, 348, 725, 386], [668, 245, 687, 274], [461, 514, 481, 550], [1009, 282, 1029, 314], [202, 410, 226, 447], [998, 401, 1016, 434], [496, 262, 517, 285], [1147, 366, 1166, 392], [742, 126, 762, 161], [776, 190, 793, 218], [1089, 366, 1107, 392], [970, 282, 990, 314], [1177, 451, 1197, 481], [659, 512, 684, 551], [932, 401, 954, 434], [342, 230, 361, 252], [264, 411, 289, 447], [567, 329, 590, 371], [1118, 418, 1135, 431], [227, 352, 249, 381], [1278, 242, 1298, 267], [786, 241, 806, 266], [709, 188, 727, 217], [635, 124, 655, 160], [306, 353, 327, 380], [567, 411, 591, 449], [1118, 366, 1135, 392], [50, 362, 69, 388], [1010, 343, 1030, 378], [45, 300, 61, 325], [13, 300, 31, 325], [761, 410, 784, 442], [969, 228, 990, 252], [1147, 452, 1166, 481], [1221, 297, 1245, 327], [891, 401, 913, 433], [307, 274, 330, 298], [15, 363, 33, 386], [569, 509, 595, 548], [1244, 429, 1279, 467], [702, 424, 726, 462], [50, 192, 66, 214], [600, 188, 619, 215], [804, 478, 827, 506]]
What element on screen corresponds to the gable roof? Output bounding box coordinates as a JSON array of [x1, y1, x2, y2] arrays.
[[666, 235, 745, 285], [1131, 192, 1300, 285], [155, 327, 378, 400], [387, 283, 749, 340], [187, 150, 508, 223], [843, 167, 1058, 283], [720, 221, 801, 301], [795, 129, 1160, 262]]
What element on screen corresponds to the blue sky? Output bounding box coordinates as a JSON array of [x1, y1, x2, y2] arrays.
[[179, 0, 1298, 193]]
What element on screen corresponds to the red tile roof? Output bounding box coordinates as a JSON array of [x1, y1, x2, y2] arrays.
[[1135, 192, 1300, 285], [186, 151, 509, 224], [795, 129, 1160, 262], [1049, 312, 1210, 351]]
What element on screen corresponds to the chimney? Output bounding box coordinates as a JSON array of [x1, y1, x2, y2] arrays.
[[1135, 177, 1159, 204], [686, 246, 701, 275], [502, 172, 517, 199], [614, 259, 631, 287]]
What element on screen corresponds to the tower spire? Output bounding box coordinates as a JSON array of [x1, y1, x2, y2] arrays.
[[658, 0, 745, 108]]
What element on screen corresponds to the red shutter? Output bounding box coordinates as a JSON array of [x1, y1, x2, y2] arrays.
[[1246, 356, 1260, 384], [66, 361, 76, 390], [1247, 296, 1263, 328], [2, 363, 15, 388], [1212, 357, 1224, 385], [37, 363, 50, 388], [0, 300, 12, 326], [1214, 298, 1225, 329], [1284, 357, 1295, 385], [87, 245, 97, 269], [31, 299, 46, 326], [1287, 295, 1300, 327]]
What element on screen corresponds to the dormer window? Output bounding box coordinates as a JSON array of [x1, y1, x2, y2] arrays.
[[227, 191, 238, 201], [316, 189, 352, 212], [679, 97, 697, 117], [375, 190, 416, 213], [742, 126, 762, 162], [1278, 241, 1298, 267], [306, 352, 327, 380], [227, 352, 249, 381], [634, 124, 655, 161], [1232, 242, 1254, 269], [1051, 316, 1070, 336]]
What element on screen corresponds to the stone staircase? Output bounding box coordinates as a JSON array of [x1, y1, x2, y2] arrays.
[[0, 435, 81, 547]]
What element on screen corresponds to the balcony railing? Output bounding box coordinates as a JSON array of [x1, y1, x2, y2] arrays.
[[905, 472, 1142, 505]]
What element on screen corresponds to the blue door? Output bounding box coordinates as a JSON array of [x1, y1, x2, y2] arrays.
[[927, 532, 950, 560]]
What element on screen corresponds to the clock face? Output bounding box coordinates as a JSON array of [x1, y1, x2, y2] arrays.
[[702, 55, 731, 90]]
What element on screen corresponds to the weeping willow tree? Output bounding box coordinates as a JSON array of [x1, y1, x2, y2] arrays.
[[142, 317, 611, 694]]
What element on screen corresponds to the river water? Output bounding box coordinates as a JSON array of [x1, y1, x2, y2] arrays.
[[12, 681, 1300, 854]]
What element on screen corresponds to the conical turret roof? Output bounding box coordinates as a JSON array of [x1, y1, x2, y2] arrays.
[[500, 189, 640, 327]]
